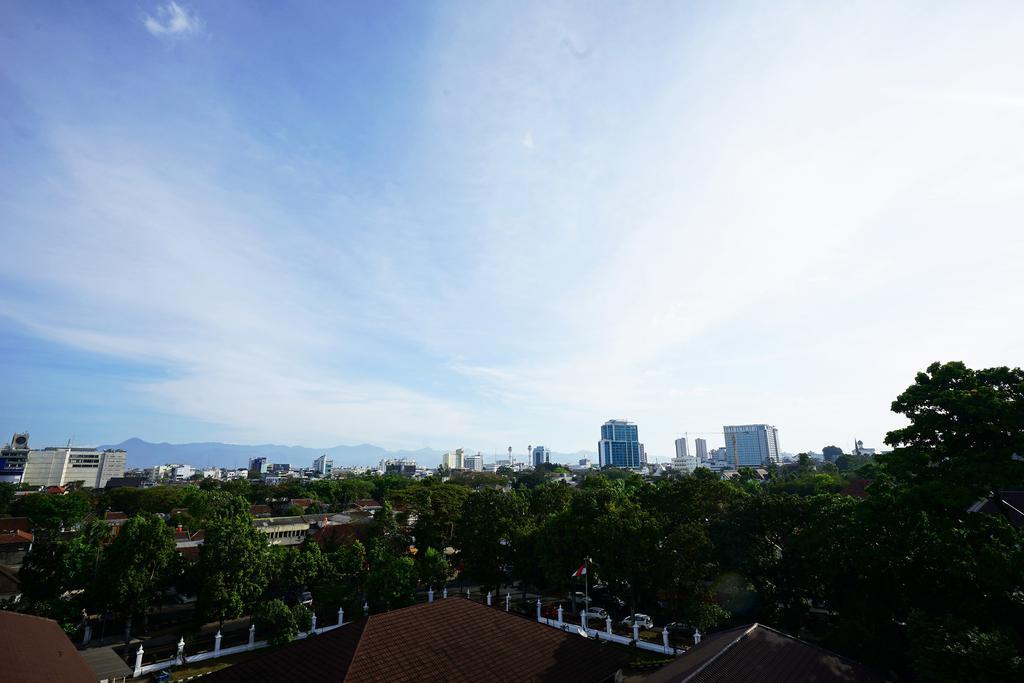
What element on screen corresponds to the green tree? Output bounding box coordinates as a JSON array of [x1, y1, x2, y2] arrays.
[[455, 488, 528, 591], [364, 540, 417, 611], [253, 599, 297, 645], [417, 547, 450, 589], [96, 513, 176, 643], [11, 490, 91, 535], [196, 512, 270, 626]]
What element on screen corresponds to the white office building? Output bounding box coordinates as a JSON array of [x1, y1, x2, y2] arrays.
[[442, 448, 465, 470], [313, 453, 334, 477], [464, 453, 484, 471], [21, 445, 127, 489]]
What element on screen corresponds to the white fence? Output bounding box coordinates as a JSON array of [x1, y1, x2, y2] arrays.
[[536, 603, 682, 656], [133, 606, 351, 677]]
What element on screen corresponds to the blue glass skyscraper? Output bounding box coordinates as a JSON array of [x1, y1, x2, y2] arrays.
[[723, 424, 781, 468], [598, 420, 646, 469]]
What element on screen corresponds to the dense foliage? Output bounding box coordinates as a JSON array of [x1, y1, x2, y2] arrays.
[[3, 361, 1022, 680]]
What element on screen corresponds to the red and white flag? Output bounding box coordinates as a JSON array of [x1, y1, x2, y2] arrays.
[[571, 561, 587, 578]]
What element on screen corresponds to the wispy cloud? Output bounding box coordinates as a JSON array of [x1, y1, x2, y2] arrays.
[[144, 2, 202, 38]]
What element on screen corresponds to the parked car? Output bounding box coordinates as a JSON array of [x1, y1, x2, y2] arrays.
[[666, 621, 695, 634], [300, 591, 313, 606], [621, 613, 654, 629], [582, 607, 609, 621], [568, 591, 592, 606]]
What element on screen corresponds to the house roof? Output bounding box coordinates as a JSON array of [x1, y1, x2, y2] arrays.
[[250, 504, 273, 517], [203, 598, 627, 683], [0, 529, 33, 545], [0, 611, 96, 682], [968, 490, 1024, 527], [0, 517, 31, 534], [290, 498, 314, 507], [313, 523, 368, 550], [644, 623, 890, 683], [103, 511, 128, 522], [351, 499, 381, 509], [79, 645, 133, 681]]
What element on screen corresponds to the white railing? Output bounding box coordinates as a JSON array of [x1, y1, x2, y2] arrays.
[[536, 604, 681, 656], [133, 607, 351, 677]]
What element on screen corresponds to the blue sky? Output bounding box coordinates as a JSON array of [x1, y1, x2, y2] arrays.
[[2, 2, 1023, 459]]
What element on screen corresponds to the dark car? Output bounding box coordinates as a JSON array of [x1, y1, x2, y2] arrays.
[[666, 621, 695, 634]]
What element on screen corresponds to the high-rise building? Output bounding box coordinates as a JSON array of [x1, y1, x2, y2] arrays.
[[0, 433, 30, 484], [313, 453, 333, 477], [723, 424, 781, 468], [674, 437, 689, 459], [464, 453, 484, 471], [598, 420, 645, 469], [695, 438, 708, 461], [532, 445, 551, 468], [249, 456, 269, 474], [441, 448, 465, 470], [21, 444, 127, 488]]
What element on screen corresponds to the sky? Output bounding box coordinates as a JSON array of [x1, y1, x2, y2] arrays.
[[2, 1, 1024, 460]]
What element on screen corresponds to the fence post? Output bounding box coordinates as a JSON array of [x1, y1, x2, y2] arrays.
[[310, 612, 317, 634], [556, 604, 563, 626], [442, 586, 448, 599], [83, 623, 91, 646], [363, 601, 369, 615], [605, 616, 612, 636], [505, 593, 511, 612], [338, 606, 344, 626], [486, 591, 492, 606], [248, 624, 255, 650], [175, 637, 185, 665], [581, 611, 588, 630], [662, 627, 670, 653], [633, 622, 640, 643], [133, 645, 144, 678], [536, 598, 542, 621], [428, 588, 434, 603], [214, 630, 222, 656]]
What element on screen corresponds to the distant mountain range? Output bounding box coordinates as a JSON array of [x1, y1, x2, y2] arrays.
[[99, 437, 596, 470]]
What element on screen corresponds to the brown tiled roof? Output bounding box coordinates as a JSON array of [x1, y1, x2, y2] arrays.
[[313, 523, 367, 550], [204, 598, 627, 683], [0, 517, 31, 533], [0, 611, 96, 682], [0, 529, 33, 545], [290, 498, 314, 508], [250, 504, 273, 517], [644, 623, 891, 683], [103, 511, 129, 521], [352, 499, 381, 509]]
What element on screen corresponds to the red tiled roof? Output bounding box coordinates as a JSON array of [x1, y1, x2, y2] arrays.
[[250, 504, 273, 516], [352, 499, 381, 509], [203, 598, 626, 683], [644, 623, 891, 683], [0, 530, 33, 545], [313, 524, 367, 550], [44, 486, 65, 494], [290, 498, 314, 507], [0, 517, 31, 533], [0, 611, 96, 682]]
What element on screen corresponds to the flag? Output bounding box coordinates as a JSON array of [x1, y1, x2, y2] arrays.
[[571, 562, 587, 578]]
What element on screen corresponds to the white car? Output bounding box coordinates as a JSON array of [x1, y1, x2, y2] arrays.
[[621, 613, 654, 629], [582, 607, 609, 621]]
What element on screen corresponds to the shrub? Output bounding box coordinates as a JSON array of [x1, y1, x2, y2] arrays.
[[254, 599, 297, 646]]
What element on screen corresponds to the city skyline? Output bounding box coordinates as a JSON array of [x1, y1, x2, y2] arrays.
[[4, 3, 1024, 455]]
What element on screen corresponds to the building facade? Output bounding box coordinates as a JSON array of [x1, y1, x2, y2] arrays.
[[313, 454, 334, 477], [441, 448, 465, 470], [674, 437, 689, 459], [723, 424, 781, 468], [531, 445, 551, 468], [695, 438, 708, 461], [0, 433, 30, 484], [248, 457, 269, 474], [464, 453, 484, 471], [598, 420, 646, 469], [21, 446, 127, 489]]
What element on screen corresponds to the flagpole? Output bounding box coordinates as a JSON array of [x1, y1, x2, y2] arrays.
[[584, 556, 589, 619]]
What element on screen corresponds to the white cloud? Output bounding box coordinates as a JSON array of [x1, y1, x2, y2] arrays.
[[144, 2, 202, 38], [521, 132, 535, 149]]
